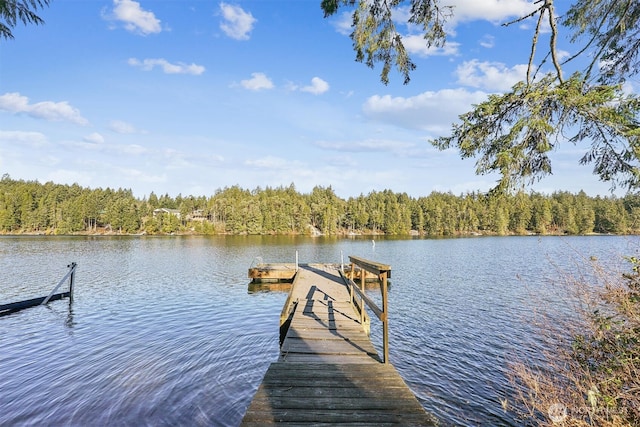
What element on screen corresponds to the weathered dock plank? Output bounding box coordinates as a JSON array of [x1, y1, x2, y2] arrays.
[[241, 262, 436, 426], [242, 363, 434, 424]]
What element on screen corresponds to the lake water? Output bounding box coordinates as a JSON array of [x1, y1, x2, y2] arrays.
[[0, 235, 637, 426]]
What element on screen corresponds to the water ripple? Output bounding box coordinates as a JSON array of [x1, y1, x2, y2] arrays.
[[1, 235, 637, 426]]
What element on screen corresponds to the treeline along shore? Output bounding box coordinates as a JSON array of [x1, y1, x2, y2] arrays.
[[0, 174, 637, 236]]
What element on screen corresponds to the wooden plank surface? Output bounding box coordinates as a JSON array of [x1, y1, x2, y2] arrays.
[[241, 263, 436, 425], [278, 265, 377, 364], [286, 264, 352, 302], [242, 363, 436, 425]]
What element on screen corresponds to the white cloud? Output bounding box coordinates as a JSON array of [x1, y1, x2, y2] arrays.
[[48, 170, 91, 186], [300, 77, 330, 95], [315, 139, 414, 153], [325, 155, 358, 168], [455, 60, 528, 91], [64, 139, 149, 156], [245, 156, 302, 169], [445, 0, 538, 25], [117, 167, 166, 183], [622, 81, 636, 96], [402, 35, 460, 57], [0, 130, 48, 147], [128, 58, 205, 75], [363, 88, 488, 133], [331, 11, 352, 36], [118, 144, 148, 155], [0, 92, 89, 125], [109, 120, 137, 134], [556, 49, 571, 62], [108, 0, 162, 35], [219, 2, 256, 40], [479, 34, 495, 48], [391, 5, 412, 23], [83, 132, 105, 144], [240, 72, 274, 91]]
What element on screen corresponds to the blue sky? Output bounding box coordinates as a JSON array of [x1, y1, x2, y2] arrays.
[[0, 0, 628, 199]]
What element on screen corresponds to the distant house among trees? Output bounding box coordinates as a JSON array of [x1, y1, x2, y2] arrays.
[[187, 209, 207, 222], [153, 208, 181, 219], [0, 176, 637, 236]]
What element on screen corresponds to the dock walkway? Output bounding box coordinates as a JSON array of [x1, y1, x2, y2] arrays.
[[241, 262, 435, 425]]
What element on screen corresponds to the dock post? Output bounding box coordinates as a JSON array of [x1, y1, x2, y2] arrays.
[[68, 262, 77, 303], [295, 250, 299, 271], [360, 265, 365, 324], [381, 270, 389, 364]]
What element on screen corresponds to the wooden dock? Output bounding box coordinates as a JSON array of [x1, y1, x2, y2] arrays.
[[242, 258, 436, 426]]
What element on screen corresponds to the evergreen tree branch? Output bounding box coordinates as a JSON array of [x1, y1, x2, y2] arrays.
[[0, 0, 51, 40], [525, 3, 546, 85], [545, 0, 563, 83]]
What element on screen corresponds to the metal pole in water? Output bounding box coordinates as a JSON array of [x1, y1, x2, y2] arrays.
[[68, 262, 77, 303], [295, 250, 299, 271], [42, 263, 76, 306]]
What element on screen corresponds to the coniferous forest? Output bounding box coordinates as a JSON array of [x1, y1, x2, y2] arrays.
[[1, 174, 638, 236]]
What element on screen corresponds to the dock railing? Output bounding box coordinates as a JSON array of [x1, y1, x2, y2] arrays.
[[278, 252, 301, 345], [342, 256, 391, 363]]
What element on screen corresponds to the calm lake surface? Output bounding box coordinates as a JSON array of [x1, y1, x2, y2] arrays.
[[1, 235, 637, 426]]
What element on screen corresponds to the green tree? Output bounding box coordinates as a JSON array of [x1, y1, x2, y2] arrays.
[[486, 194, 509, 235], [457, 193, 480, 234], [509, 192, 532, 235], [623, 193, 640, 232], [551, 192, 579, 234], [323, 0, 640, 192], [382, 195, 411, 234], [575, 191, 596, 234], [143, 216, 160, 234], [57, 199, 84, 234], [308, 186, 343, 234], [0, 176, 636, 236], [161, 212, 181, 234], [410, 201, 424, 233], [419, 196, 442, 236], [529, 193, 553, 234], [103, 195, 140, 234], [593, 196, 619, 233], [366, 191, 386, 233], [158, 193, 176, 209]]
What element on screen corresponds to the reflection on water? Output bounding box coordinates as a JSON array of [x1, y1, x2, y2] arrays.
[[0, 235, 637, 426], [247, 282, 292, 294]]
